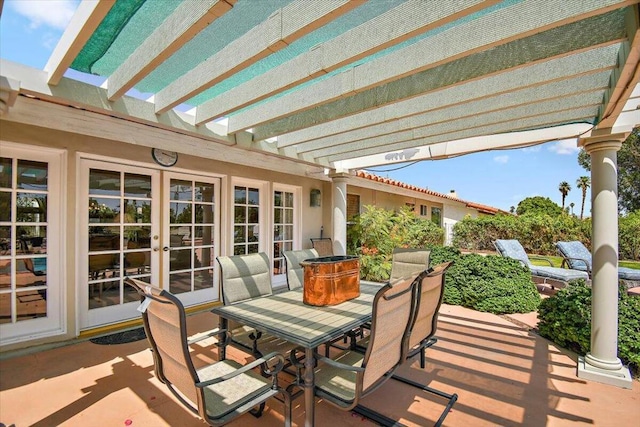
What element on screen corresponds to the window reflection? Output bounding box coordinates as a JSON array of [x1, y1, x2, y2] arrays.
[[90, 169, 120, 196], [17, 160, 48, 190], [0, 158, 12, 188], [16, 193, 47, 222], [16, 289, 47, 321]]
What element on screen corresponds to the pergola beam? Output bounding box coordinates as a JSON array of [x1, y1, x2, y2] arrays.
[[193, 0, 496, 125], [326, 107, 597, 164], [154, 0, 361, 114], [107, 0, 236, 101], [45, 0, 114, 85], [295, 70, 611, 155], [277, 44, 620, 148], [334, 123, 595, 170], [228, 0, 631, 136], [597, 5, 640, 129]]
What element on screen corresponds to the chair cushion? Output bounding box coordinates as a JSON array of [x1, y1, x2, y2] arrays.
[[529, 265, 589, 282], [556, 241, 592, 271], [619, 267, 640, 281], [314, 350, 364, 402], [198, 360, 272, 419], [494, 240, 532, 267]]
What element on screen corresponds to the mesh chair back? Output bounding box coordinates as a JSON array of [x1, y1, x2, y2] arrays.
[[390, 248, 430, 281], [126, 278, 200, 405], [283, 249, 319, 290], [311, 238, 333, 256], [407, 262, 451, 351], [361, 274, 419, 392], [216, 253, 273, 305]]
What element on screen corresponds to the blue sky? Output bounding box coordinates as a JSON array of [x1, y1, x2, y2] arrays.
[[0, 0, 593, 215]]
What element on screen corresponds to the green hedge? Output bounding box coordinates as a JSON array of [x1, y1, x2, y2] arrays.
[[537, 280, 640, 375], [428, 246, 540, 314]]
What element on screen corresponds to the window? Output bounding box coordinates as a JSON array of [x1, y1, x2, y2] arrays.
[[405, 202, 415, 211], [347, 194, 360, 220], [431, 207, 442, 226], [420, 205, 428, 216]]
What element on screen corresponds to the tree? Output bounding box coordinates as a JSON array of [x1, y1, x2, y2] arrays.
[[576, 176, 590, 219], [578, 127, 640, 212], [570, 202, 575, 216], [516, 196, 563, 216], [558, 181, 571, 212]]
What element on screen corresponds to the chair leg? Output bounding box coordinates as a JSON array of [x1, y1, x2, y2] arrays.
[[391, 374, 458, 427], [352, 405, 406, 427], [249, 402, 266, 418]]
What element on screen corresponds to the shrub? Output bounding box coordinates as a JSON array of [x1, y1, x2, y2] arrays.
[[426, 247, 540, 314], [348, 205, 443, 281], [538, 280, 640, 374], [619, 211, 640, 260]]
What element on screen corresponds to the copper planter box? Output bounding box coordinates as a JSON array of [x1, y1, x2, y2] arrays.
[[300, 255, 360, 306]]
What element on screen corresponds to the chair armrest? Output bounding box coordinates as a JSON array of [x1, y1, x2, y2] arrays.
[[560, 257, 592, 274], [188, 328, 226, 345], [529, 256, 554, 266], [196, 351, 285, 388], [313, 352, 365, 373]]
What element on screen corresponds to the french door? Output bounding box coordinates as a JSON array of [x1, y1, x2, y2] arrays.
[[79, 160, 161, 328], [0, 143, 64, 345], [162, 172, 220, 307]]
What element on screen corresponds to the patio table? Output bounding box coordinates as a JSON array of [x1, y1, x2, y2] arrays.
[[211, 282, 382, 427]]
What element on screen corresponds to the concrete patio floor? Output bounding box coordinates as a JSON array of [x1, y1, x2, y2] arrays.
[[0, 304, 638, 427]]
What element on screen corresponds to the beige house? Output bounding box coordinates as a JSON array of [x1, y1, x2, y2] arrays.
[[0, 1, 638, 388]]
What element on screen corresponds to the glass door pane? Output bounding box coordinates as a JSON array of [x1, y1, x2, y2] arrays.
[[233, 185, 260, 255]]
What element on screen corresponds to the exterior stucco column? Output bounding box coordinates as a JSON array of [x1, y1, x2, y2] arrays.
[[330, 173, 349, 255], [578, 131, 631, 388]]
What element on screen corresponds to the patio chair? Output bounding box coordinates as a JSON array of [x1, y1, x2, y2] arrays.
[[556, 240, 640, 288], [355, 263, 458, 426], [390, 247, 430, 281], [282, 248, 319, 290], [310, 237, 333, 256], [216, 253, 298, 360], [494, 239, 589, 292], [304, 274, 419, 426], [125, 277, 291, 427]]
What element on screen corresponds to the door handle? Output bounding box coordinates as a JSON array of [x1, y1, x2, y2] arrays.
[[163, 246, 170, 252], [153, 247, 160, 252]]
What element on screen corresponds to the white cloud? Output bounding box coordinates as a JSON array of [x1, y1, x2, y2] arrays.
[[493, 155, 509, 164], [9, 0, 78, 31], [548, 138, 580, 155]]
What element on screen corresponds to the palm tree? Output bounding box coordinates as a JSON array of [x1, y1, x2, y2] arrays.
[[558, 181, 571, 212], [569, 202, 575, 216], [576, 176, 591, 219]]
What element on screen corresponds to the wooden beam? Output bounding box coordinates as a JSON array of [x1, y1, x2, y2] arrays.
[[325, 107, 597, 165], [154, 0, 361, 114], [597, 4, 640, 128], [194, 0, 496, 125], [45, 0, 114, 85], [107, 0, 236, 101], [228, 0, 631, 136], [277, 44, 619, 148], [336, 123, 594, 170]]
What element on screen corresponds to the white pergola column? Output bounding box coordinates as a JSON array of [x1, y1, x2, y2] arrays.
[[330, 173, 349, 256], [578, 131, 632, 388]]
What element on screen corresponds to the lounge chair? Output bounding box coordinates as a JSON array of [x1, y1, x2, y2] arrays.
[[310, 237, 333, 256], [282, 248, 319, 290], [216, 253, 297, 359], [390, 247, 430, 281], [556, 241, 640, 289], [125, 277, 291, 426], [494, 239, 589, 292]]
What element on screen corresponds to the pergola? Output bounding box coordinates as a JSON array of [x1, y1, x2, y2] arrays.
[[1, 0, 638, 388]]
